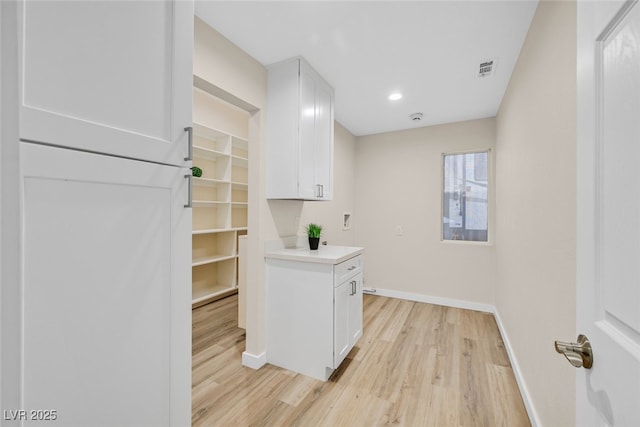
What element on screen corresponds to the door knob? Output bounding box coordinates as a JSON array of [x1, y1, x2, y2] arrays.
[[554, 334, 593, 369]]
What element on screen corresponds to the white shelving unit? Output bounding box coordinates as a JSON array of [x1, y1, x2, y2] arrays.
[[191, 86, 249, 308]]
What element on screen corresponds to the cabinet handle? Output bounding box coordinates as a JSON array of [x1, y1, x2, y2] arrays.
[[184, 174, 192, 208], [316, 184, 323, 198], [350, 280, 356, 296], [348, 266, 357, 271], [184, 126, 193, 161]]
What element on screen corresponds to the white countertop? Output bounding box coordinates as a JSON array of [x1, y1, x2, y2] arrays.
[[265, 245, 364, 265]]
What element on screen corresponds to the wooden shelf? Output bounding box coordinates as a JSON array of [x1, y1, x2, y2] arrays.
[[193, 177, 228, 187], [193, 204, 230, 231], [192, 228, 229, 235], [192, 287, 238, 309], [194, 145, 227, 160], [193, 200, 229, 208], [192, 254, 236, 267], [191, 77, 249, 308], [192, 259, 237, 307], [193, 121, 232, 154], [232, 156, 248, 167]]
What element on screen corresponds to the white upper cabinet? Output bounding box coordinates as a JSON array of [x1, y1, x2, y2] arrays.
[[18, 0, 193, 166], [267, 57, 334, 200]]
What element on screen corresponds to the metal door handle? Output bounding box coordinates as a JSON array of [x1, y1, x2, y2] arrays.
[[554, 334, 593, 369], [184, 174, 192, 208], [184, 126, 193, 161], [316, 184, 323, 198]]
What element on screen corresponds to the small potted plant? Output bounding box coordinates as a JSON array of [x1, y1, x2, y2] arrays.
[[306, 223, 322, 250]]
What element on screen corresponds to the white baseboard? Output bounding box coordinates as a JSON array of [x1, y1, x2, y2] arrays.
[[241, 351, 266, 370], [492, 309, 541, 427], [368, 287, 539, 427], [370, 287, 495, 313]]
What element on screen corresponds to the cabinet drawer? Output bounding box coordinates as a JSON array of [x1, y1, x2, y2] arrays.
[[334, 255, 363, 285]]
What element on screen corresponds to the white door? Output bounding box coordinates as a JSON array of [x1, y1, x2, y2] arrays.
[[576, 1, 640, 425], [18, 0, 193, 166], [18, 142, 191, 427]]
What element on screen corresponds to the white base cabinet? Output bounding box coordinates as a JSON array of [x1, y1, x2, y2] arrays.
[[266, 250, 363, 381], [19, 142, 192, 426]]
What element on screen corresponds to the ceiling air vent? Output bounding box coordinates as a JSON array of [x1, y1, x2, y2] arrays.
[[478, 58, 497, 78]]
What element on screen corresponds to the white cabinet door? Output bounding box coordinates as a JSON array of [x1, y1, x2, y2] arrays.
[[18, 0, 193, 166], [298, 66, 317, 200], [266, 57, 333, 200], [334, 279, 350, 368], [18, 142, 191, 427], [333, 273, 362, 369], [349, 274, 363, 346], [314, 78, 334, 200]]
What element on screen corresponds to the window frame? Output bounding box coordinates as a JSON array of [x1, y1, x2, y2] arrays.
[[440, 148, 492, 245]]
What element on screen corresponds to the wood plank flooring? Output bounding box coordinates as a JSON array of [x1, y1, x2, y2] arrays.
[[192, 294, 530, 427]]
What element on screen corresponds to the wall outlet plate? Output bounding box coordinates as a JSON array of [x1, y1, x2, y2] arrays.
[[342, 212, 352, 230]]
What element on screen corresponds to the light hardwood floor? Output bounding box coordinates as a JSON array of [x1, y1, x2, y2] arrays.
[[192, 294, 530, 426]]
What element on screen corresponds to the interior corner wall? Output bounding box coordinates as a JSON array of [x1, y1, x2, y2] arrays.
[[296, 122, 357, 246], [354, 118, 496, 306], [495, 1, 577, 425], [194, 17, 269, 358]]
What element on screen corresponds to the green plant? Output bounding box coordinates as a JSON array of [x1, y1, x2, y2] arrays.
[[191, 166, 203, 177], [306, 223, 322, 238]]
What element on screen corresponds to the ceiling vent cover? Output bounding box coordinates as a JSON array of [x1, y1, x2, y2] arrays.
[[478, 58, 497, 78]]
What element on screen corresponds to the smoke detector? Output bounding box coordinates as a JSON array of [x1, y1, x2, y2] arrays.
[[478, 58, 497, 78], [409, 112, 423, 122]]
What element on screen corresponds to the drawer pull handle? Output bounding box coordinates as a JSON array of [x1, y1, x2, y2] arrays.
[[348, 266, 357, 271]]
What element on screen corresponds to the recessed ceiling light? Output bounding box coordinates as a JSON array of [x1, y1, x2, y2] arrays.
[[388, 92, 403, 101]]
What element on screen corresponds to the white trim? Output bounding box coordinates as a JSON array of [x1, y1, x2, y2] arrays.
[[241, 351, 266, 370], [368, 287, 540, 426], [493, 309, 541, 427], [370, 287, 494, 313]]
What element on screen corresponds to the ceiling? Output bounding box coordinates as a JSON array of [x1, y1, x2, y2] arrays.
[[195, 1, 538, 137]]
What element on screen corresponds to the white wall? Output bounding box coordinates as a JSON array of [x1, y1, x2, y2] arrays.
[[354, 118, 496, 305], [495, 1, 577, 425]]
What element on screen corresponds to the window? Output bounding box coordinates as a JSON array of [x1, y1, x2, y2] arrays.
[[442, 151, 489, 242]]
